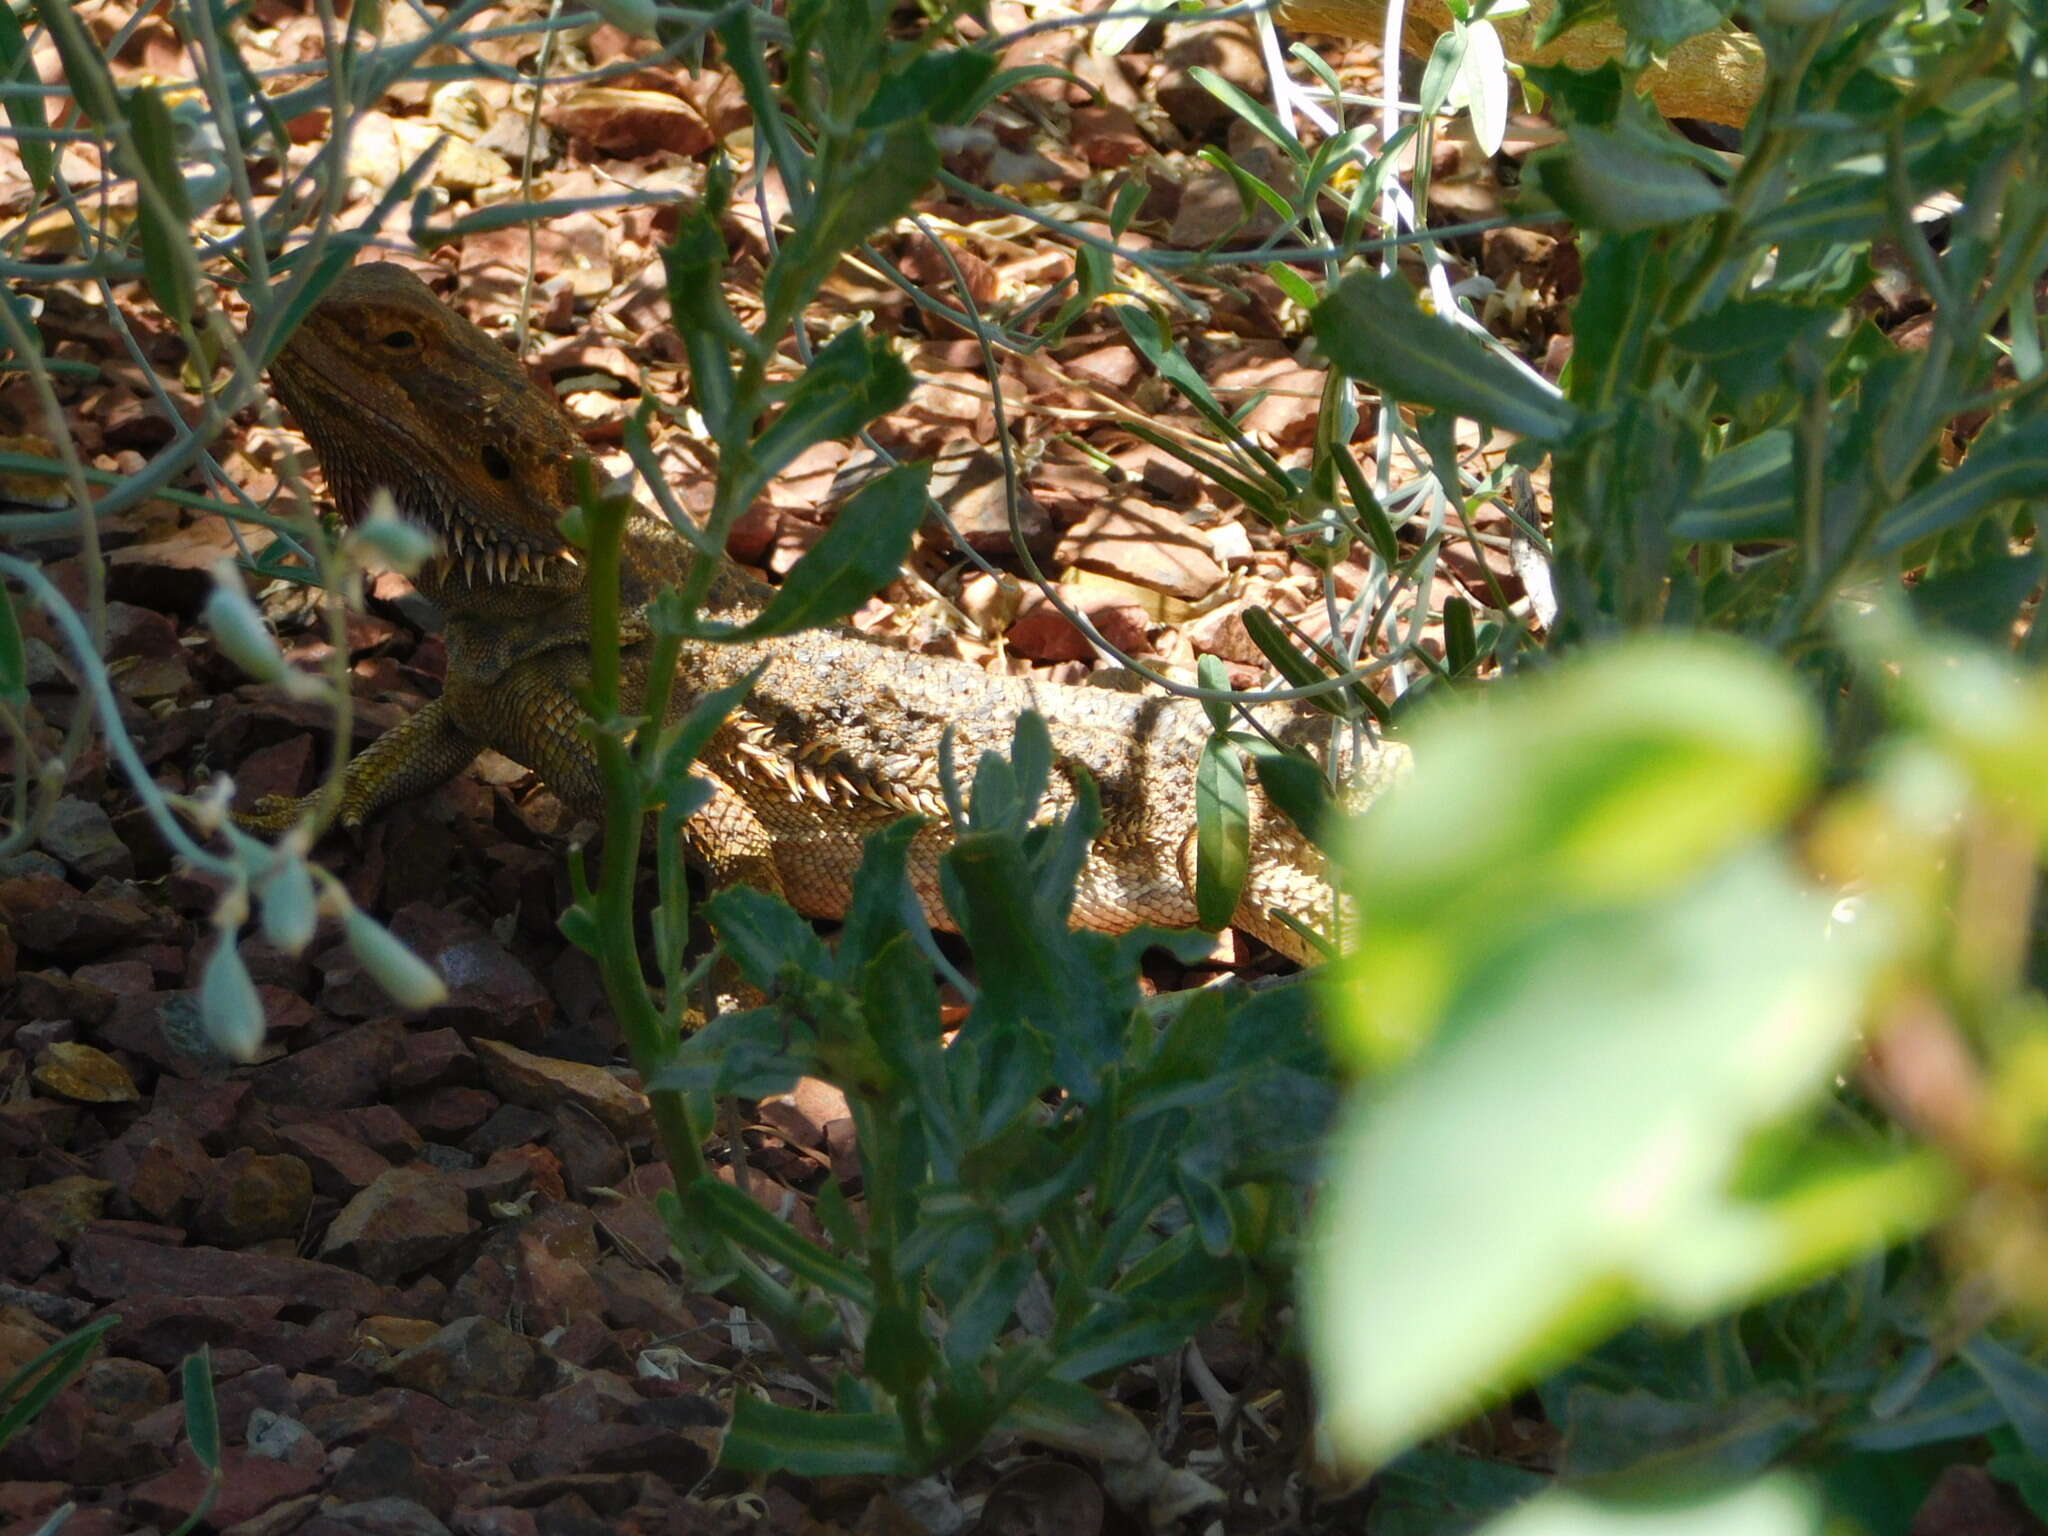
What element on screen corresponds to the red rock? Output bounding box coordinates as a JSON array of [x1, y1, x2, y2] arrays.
[[128, 1447, 322, 1530], [1055, 498, 1226, 602], [390, 1027, 477, 1093], [272, 1120, 394, 1198], [472, 1039, 649, 1142], [11, 881, 170, 964], [399, 1086, 499, 1141], [247, 1020, 404, 1111], [516, 1420, 699, 1480], [97, 1123, 213, 1225], [385, 1315, 551, 1404], [102, 600, 181, 661], [192, 1148, 314, 1245], [71, 1232, 384, 1312], [319, 1166, 477, 1283], [546, 1103, 626, 1195]]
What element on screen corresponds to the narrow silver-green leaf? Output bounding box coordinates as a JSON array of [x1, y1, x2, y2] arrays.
[[719, 1398, 915, 1476], [1195, 735, 1250, 931], [123, 87, 198, 331], [0, 3, 54, 194], [1530, 124, 1729, 234], [1873, 418, 2048, 554], [181, 1347, 221, 1469], [1313, 273, 1581, 444], [29, 0, 121, 127], [0, 578, 26, 707]]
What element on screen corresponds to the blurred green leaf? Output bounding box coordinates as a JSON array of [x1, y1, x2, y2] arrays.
[[1468, 1477, 1821, 1536], [1367, 1447, 1548, 1536], [1337, 637, 1820, 1059], [1314, 272, 1582, 444], [1556, 1386, 1815, 1483], [1962, 1336, 2048, 1458], [1313, 848, 1880, 1461]]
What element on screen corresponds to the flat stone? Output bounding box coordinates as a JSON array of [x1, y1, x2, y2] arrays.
[[1054, 498, 1226, 602], [385, 1315, 550, 1403], [472, 1039, 649, 1143], [192, 1148, 314, 1246], [128, 1447, 321, 1530], [71, 1231, 384, 1313], [319, 1166, 477, 1283], [32, 1040, 140, 1103], [271, 1120, 394, 1198], [38, 797, 134, 882]]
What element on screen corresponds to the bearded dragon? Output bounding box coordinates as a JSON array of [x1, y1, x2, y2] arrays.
[[245, 263, 1407, 962]]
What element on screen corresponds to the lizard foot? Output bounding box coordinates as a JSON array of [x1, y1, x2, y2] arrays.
[[232, 793, 330, 836]]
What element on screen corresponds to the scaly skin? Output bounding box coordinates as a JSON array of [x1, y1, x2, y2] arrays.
[[249, 263, 1409, 961]]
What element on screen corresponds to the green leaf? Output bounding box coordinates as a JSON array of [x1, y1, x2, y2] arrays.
[[1194, 734, 1250, 931], [1962, 1336, 2048, 1458], [1908, 552, 2041, 643], [1874, 418, 2048, 554], [719, 1398, 914, 1476], [721, 462, 930, 641], [704, 883, 833, 992], [1614, 0, 1736, 50], [1313, 272, 1581, 445], [661, 209, 744, 439], [29, 0, 120, 127], [0, 3, 53, 194], [650, 664, 764, 810], [737, 329, 916, 515], [682, 1176, 874, 1305], [1669, 299, 1836, 409], [0, 577, 26, 708], [1670, 430, 1795, 541], [122, 86, 199, 331], [181, 1347, 221, 1470], [1241, 606, 1341, 715], [1529, 123, 1729, 234], [1367, 1447, 1548, 1536], [1311, 850, 1883, 1463], [0, 1316, 117, 1452], [766, 116, 938, 319], [1248, 744, 1335, 847], [859, 48, 998, 129], [1338, 636, 1821, 1060]]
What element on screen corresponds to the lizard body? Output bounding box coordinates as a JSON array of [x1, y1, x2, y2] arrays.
[[253, 264, 1407, 962]]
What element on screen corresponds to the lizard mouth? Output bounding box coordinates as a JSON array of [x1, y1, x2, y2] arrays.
[[422, 508, 581, 591]]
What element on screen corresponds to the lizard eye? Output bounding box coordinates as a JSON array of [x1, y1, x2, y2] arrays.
[[480, 444, 514, 481], [381, 329, 417, 350]]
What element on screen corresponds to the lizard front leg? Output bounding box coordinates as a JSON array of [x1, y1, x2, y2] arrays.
[[238, 695, 484, 833]]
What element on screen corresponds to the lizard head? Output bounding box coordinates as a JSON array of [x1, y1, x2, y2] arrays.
[[268, 262, 586, 598]]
